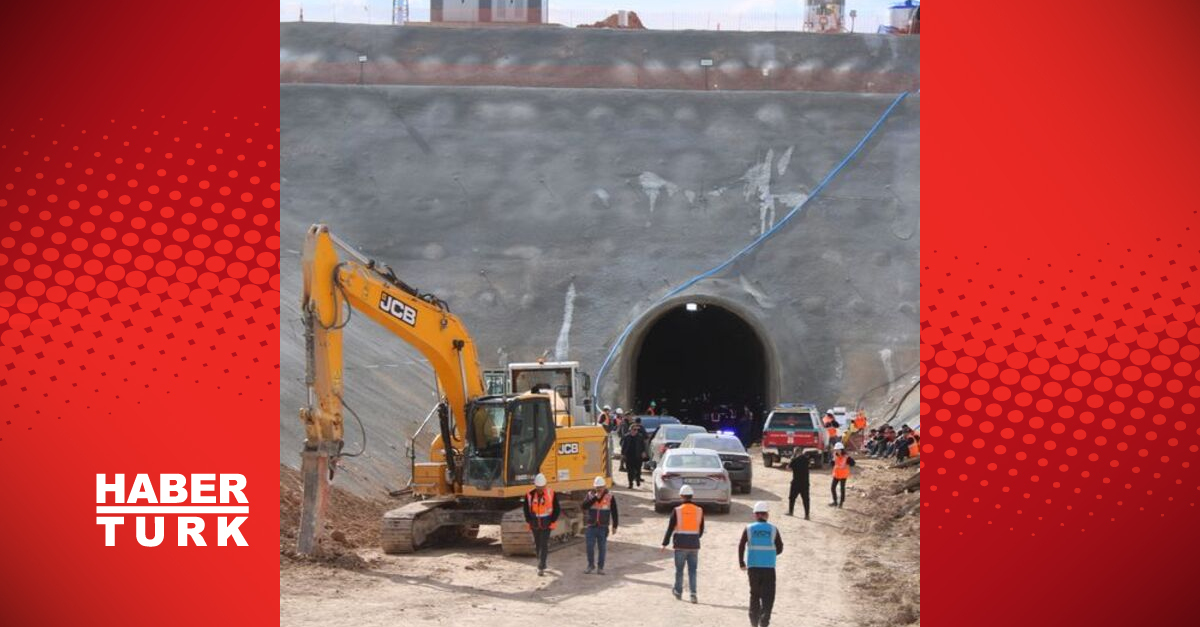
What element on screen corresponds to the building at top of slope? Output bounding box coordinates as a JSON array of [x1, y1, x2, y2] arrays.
[[280, 22, 919, 93]]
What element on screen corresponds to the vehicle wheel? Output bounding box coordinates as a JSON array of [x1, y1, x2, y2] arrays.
[[763, 455, 774, 468], [654, 502, 670, 514], [717, 504, 731, 514], [742, 484, 753, 494]]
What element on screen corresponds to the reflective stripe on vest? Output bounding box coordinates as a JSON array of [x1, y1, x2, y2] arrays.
[[528, 488, 556, 529], [586, 490, 612, 527], [745, 521, 777, 569], [833, 455, 850, 479]]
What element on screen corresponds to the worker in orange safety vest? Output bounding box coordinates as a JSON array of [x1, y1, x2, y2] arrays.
[[523, 473, 561, 576], [829, 442, 856, 508], [661, 484, 704, 603]]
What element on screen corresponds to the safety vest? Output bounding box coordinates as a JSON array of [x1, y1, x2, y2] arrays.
[[585, 490, 613, 527], [908, 441, 919, 458], [672, 502, 703, 549], [854, 416, 867, 430], [745, 521, 778, 569], [527, 488, 556, 530], [833, 455, 851, 479], [826, 426, 838, 439]]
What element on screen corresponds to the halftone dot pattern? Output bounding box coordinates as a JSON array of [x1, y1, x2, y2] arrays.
[[922, 234, 1200, 534], [0, 109, 279, 441]]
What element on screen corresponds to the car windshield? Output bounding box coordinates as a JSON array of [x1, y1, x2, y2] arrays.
[[661, 425, 704, 441], [687, 436, 746, 453], [767, 412, 815, 430], [664, 453, 722, 469]]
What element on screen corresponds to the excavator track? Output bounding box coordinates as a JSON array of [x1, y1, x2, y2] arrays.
[[381, 499, 455, 554], [499, 498, 584, 556]]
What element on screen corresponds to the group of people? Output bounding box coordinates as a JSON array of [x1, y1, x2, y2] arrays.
[[864, 424, 920, 461], [522, 474, 787, 627]]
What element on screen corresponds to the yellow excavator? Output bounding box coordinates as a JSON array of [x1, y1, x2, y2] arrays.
[[296, 224, 610, 555]]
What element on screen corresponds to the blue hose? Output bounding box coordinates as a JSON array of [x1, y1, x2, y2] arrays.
[[595, 91, 910, 399]]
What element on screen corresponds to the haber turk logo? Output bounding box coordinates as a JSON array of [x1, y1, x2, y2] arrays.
[[95, 474, 250, 547]]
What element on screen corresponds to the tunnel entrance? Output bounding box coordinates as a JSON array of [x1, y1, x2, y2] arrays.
[[632, 303, 768, 442]]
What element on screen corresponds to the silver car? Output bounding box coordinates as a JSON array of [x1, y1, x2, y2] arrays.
[[652, 448, 731, 514], [678, 433, 753, 494], [647, 423, 707, 470]]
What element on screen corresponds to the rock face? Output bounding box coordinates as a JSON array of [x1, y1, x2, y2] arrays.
[[280, 46, 919, 498]]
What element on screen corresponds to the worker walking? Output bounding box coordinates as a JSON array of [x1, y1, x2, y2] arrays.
[[830, 442, 856, 508], [621, 418, 648, 489], [661, 485, 704, 603], [786, 451, 812, 519], [523, 473, 561, 575], [739, 501, 784, 627], [581, 476, 619, 575]]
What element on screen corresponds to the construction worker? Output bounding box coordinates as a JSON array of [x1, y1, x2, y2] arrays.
[[598, 405, 614, 432], [851, 410, 868, 451], [823, 410, 839, 444], [523, 473, 560, 576], [786, 451, 812, 519], [853, 410, 867, 432], [581, 476, 619, 574], [660, 484, 704, 603], [647, 400, 658, 415], [739, 501, 784, 627], [830, 442, 856, 508]]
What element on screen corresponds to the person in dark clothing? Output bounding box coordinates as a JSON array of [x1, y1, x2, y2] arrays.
[[786, 451, 812, 519], [522, 473, 561, 575], [620, 420, 648, 488], [739, 502, 784, 627], [581, 476, 619, 574]]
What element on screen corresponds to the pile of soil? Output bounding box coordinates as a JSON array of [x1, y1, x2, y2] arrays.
[[845, 461, 921, 626], [279, 464, 400, 570], [578, 11, 646, 29]]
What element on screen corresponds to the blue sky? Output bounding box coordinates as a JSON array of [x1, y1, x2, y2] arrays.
[[280, 0, 905, 33]]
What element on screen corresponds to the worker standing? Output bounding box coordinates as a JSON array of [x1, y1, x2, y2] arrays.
[[598, 405, 614, 432], [660, 485, 704, 603], [523, 473, 561, 575], [786, 451, 812, 519], [851, 410, 868, 451], [739, 501, 784, 627], [581, 476, 619, 574], [829, 442, 856, 508]]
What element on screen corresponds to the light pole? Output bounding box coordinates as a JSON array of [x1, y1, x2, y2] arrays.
[[849, 9, 857, 33], [358, 54, 367, 85]]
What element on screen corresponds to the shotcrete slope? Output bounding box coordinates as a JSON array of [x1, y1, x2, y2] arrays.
[[280, 84, 919, 496]]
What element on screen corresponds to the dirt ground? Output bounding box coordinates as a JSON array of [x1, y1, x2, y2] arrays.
[[280, 452, 919, 626]]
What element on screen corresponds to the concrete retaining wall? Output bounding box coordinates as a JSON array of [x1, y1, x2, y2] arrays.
[[281, 23, 920, 93]]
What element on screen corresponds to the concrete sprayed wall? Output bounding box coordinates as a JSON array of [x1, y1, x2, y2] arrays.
[[280, 23, 920, 92], [280, 83, 919, 496]]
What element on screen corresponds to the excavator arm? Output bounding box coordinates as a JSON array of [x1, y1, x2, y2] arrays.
[[296, 223, 485, 554]]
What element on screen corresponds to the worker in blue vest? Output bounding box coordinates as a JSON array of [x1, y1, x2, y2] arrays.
[[738, 501, 784, 627]]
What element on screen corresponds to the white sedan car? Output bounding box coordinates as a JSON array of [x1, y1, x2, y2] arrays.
[[652, 448, 731, 514]]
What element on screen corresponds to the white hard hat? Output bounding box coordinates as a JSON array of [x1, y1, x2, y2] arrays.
[[534, 473, 548, 487], [603, 405, 612, 411], [753, 501, 769, 514], [594, 476, 606, 488], [616, 408, 624, 414], [834, 442, 845, 451], [679, 485, 695, 497]]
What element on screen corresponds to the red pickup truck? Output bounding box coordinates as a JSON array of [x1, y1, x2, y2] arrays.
[[760, 404, 825, 469]]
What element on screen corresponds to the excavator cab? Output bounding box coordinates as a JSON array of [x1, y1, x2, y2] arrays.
[[461, 395, 555, 490]]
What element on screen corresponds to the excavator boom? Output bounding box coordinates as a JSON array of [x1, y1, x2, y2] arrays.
[[297, 224, 484, 553]]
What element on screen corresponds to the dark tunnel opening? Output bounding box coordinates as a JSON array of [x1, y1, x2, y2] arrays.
[[633, 303, 768, 442]]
